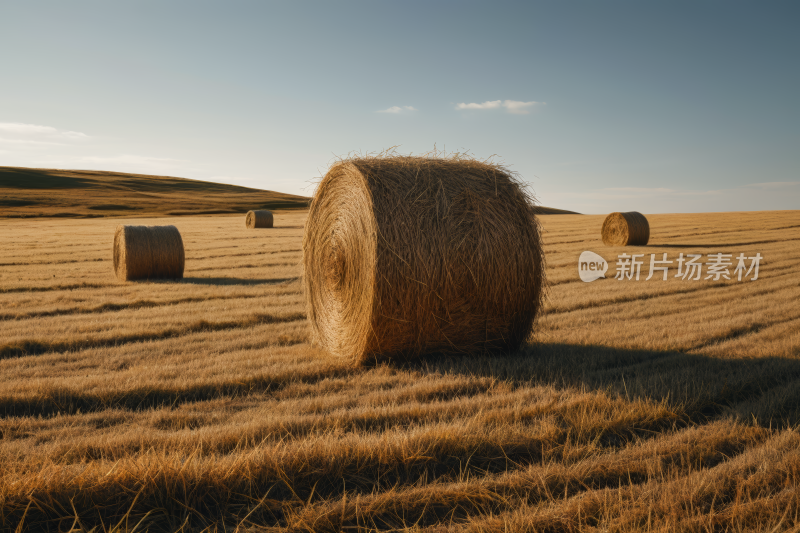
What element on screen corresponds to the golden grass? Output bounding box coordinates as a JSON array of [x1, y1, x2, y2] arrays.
[[0, 209, 798, 531]]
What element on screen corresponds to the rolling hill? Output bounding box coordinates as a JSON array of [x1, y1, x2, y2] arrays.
[[0, 166, 311, 218]]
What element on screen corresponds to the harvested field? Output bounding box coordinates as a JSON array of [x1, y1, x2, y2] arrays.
[[1, 209, 799, 532]]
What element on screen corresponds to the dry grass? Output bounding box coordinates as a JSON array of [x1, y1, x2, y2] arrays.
[[0, 209, 799, 531]]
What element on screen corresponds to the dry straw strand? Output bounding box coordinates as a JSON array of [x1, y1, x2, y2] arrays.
[[113, 225, 185, 281], [246, 210, 274, 229], [303, 151, 545, 364], [601, 211, 650, 246]]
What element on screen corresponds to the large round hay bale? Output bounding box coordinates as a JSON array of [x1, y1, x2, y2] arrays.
[[113, 225, 185, 281], [601, 211, 650, 246], [246, 210, 273, 228], [303, 155, 545, 363]]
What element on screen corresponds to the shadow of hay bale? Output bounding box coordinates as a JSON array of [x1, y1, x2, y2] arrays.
[[399, 342, 800, 428], [177, 276, 299, 286]]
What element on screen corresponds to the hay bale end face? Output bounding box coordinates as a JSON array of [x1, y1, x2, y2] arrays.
[[113, 225, 185, 281], [601, 211, 650, 246], [303, 155, 545, 364], [246, 210, 274, 228]]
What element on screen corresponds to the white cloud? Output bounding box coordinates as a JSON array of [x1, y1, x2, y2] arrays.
[[502, 100, 540, 115], [455, 100, 543, 115], [0, 123, 197, 178], [0, 122, 89, 140], [377, 105, 417, 114], [456, 100, 502, 111]]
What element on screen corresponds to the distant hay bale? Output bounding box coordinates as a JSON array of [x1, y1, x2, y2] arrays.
[[246, 210, 273, 228], [601, 211, 650, 246], [303, 153, 545, 364], [113, 225, 185, 281]]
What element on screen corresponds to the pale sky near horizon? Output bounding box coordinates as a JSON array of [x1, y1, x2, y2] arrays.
[[1, 1, 798, 214]]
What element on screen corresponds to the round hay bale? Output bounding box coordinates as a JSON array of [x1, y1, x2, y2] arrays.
[[601, 211, 650, 246], [246, 210, 274, 228], [303, 155, 545, 363], [113, 225, 185, 281]]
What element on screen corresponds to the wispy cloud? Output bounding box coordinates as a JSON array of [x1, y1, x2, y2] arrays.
[[456, 100, 543, 115], [0, 122, 195, 178], [0, 122, 89, 140], [0, 137, 66, 147], [502, 100, 541, 115], [377, 105, 417, 114]]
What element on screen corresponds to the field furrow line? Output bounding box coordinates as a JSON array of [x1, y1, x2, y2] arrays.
[[651, 224, 800, 240], [0, 359, 356, 419], [545, 266, 799, 315], [451, 430, 800, 533], [544, 282, 726, 314], [5, 381, 679, 463], [0, 293, 291, 321], [687, 310, 800, 352], [522, 341, 800, 424], [0, 276, 300, 294], [0, 282, 111, 294], [0, 258, 106, 267], [187, 262, 299, 272], [0, 312, 307, 360], [282, 423, 768, 532], [191, 248, 303, 260]]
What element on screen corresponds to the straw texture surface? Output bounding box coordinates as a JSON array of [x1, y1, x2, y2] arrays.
[[246, 210, 273, 228], [113, 225, 185, 281], [303, 154, 545, 364], [601, 211, 650, 246]]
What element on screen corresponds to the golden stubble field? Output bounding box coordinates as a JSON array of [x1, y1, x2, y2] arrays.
[[1, 209, 799, 532]]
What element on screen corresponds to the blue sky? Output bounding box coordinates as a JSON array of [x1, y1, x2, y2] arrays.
[[1, 1, 798, 213]]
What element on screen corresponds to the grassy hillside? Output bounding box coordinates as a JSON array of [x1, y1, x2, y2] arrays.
[[0, 166, 311, 218]]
